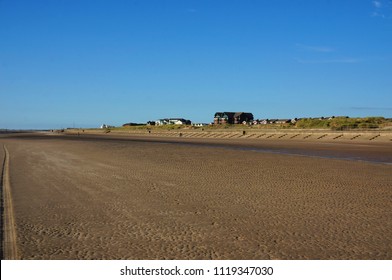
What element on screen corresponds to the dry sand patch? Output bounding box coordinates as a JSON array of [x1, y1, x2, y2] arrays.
[[1, 135, 391, 259]]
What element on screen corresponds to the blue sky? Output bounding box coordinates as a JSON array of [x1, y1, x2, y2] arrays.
[[1, 0, 391, 129]]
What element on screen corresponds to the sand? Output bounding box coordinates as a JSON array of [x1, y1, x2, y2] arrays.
[[1, 133, 391, 259]]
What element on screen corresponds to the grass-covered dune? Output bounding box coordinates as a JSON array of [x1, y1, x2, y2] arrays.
[[294, 117, 392, 130]]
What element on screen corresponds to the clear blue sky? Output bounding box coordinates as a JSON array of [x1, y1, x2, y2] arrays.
[[1, 0, 391, 129]]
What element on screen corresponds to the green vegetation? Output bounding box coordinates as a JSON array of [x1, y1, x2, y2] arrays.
[[295, 117, 390, 130], [114, 124, 190, 130]]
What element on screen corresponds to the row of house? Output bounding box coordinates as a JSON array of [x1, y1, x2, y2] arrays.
[[254, 119, 295, 125], [119, 113, 342, 128], [213, 113, 341, 125], [146, 113, 255, 126], [148, 118, 191, 126]]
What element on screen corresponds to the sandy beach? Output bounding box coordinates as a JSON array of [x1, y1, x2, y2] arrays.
[[1, 132, 391, 259]]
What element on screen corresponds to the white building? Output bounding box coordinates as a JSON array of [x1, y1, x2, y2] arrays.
[[155, 118, 191, 125]]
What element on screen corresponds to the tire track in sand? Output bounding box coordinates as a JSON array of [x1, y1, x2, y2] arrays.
[[1, 145, 18, 259]]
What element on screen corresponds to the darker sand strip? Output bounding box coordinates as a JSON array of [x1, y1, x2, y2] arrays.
[[1, 145, 19, 259]]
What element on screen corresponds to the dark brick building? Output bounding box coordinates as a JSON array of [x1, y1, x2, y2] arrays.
[[214, 112, 254, 125]]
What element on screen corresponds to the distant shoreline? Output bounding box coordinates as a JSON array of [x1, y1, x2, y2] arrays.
[[63, 127, 392, 143], [2, 127, 392, 143]]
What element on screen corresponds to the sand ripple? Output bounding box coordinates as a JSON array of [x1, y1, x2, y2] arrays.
[[1, 136, 391, 259]]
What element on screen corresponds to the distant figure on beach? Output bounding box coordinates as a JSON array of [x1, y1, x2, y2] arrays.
[[243, 130, 246, 136]]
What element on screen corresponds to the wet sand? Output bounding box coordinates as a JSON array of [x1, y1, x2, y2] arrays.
[[1, 133, 391, 259]]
